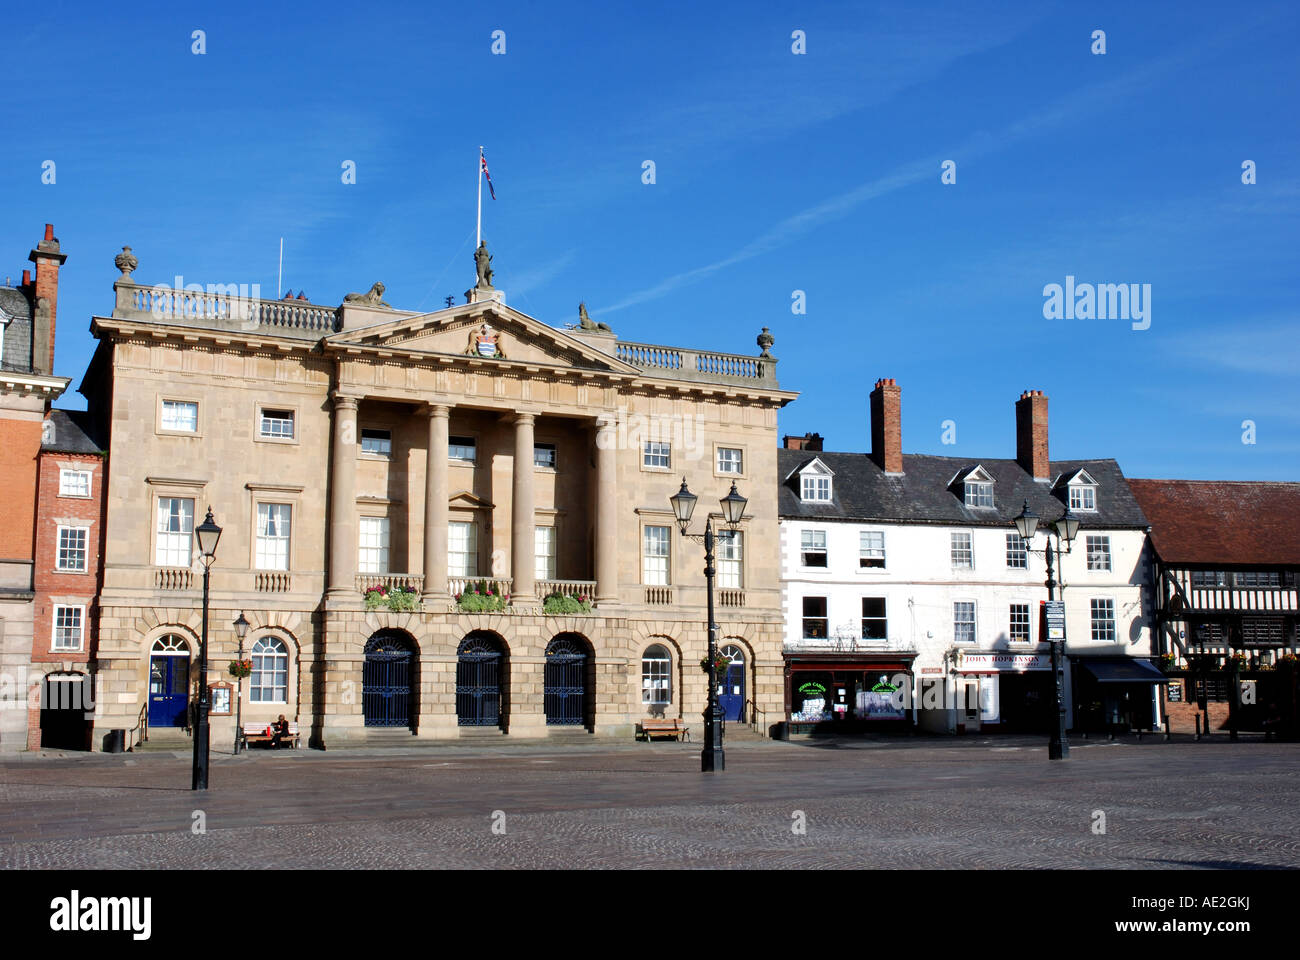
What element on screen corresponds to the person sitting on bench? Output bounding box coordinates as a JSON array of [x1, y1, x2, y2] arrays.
[[270, 715, 290, 749]]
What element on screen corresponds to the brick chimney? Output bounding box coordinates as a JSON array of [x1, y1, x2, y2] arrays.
[[869, 378, 903, 474], [783, 432, 823, 451], [1015, 389, 1050, 480], [28, 224, 66, 375]]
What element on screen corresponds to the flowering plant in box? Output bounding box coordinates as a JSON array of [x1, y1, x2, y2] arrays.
[[542, 592, 592, 615], [365, 585, 420, 612], [455, 580, 509, 613]]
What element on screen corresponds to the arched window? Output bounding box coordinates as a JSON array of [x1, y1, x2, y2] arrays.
[[250, 636, 289, 703], [642, 643, 671, 705]]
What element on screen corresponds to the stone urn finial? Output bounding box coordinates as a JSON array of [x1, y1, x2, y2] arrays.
[[115, 245, 138, 279], [757, 326, 775, 358]]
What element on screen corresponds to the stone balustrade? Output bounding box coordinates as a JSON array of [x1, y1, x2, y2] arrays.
[[448, 576, 513, 599], [155, 567, 193, 591], [644, 586, 674, 605], [537, 579, 597, 599], [614, 340, 778, 388], [113, 281, 339, 337], [356, 573, 425, 595]]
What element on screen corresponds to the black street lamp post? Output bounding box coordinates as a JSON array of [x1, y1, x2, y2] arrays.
[[232, 612, 250, 755], [669, 479, 748, 773], [1013, 500, 1079, 761], [191, 508, 222, 790]]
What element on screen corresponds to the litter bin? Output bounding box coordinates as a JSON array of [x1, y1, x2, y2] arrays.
[[102, 729, 126, 753], [771, 721, 789, 741]]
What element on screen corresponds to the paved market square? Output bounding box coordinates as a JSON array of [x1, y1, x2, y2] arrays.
[[1, 737, 1296, 870]]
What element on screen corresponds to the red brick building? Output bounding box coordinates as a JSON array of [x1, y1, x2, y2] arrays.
[[0, 225, 69, 753], [27, 410, 107, 750]]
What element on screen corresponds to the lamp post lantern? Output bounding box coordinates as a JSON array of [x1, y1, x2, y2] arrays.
[[232, 611, 250, 755], [1012, 500, 1078, 761], [669, 479, 747, 773], [192, 508, 222, 790]]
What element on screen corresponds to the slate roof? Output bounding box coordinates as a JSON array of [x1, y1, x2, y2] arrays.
[[1128, 479, 1300, 566], [41, 409, 106, 455], [778, 449, 1148, 529], [0, 285, 33, 373]]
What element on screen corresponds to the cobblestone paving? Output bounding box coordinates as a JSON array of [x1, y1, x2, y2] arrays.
[[1, 737, 1296, 869]]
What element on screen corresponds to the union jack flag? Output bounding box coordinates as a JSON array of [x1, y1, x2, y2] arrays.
[[481, 152, 496, 200]]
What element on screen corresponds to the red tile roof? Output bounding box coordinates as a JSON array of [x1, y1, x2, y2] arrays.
[[1128, 479, 1300, 565]]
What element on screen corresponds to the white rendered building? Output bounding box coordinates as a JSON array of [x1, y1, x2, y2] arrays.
[[777, 381, 1159, 735]]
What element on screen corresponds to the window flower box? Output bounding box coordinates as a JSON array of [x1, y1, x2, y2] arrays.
[[542, 592, 592, 615], [364, 585, 420, 612], [454, 581, 510, 613]]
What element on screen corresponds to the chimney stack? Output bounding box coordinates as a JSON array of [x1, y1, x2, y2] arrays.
[[1015, 389, 1050, 480], [869, 378, 903, 474], [783, 432, 823, 451], [28, 223, 66, 376]]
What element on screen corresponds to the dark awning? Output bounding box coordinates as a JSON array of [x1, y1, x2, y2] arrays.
[[1078, 659, 1169, 684]]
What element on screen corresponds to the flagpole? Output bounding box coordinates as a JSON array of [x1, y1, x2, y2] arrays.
[[476, 145, 483, 249]]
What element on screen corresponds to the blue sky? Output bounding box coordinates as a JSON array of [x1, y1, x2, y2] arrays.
[[4, 0, 1297, 480]]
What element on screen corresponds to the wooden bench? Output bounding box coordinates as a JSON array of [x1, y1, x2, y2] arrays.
[[637, 718, 690, 742], [240, 721, 301, 749]]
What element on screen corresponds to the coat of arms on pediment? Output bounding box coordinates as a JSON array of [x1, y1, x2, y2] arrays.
[[466, 322, 506, 359]]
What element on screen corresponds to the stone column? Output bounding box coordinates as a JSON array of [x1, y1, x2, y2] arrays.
[[594, 414, 619, 606], [423, 404, 450, 601], [511, 412, 536, 602], [326, 393, 359, 597]]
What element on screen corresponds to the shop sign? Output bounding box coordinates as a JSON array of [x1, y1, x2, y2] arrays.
[[960, 653, 1050, 672], [920, 666, 943, 675], [797, 681, 827, 695], [1166, 679, 1183, 703]]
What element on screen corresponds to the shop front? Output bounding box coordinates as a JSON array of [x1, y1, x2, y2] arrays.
[[783, 652, 916, 734], [1070, 656, 1166, 734], [956, 651, 1054, 734]]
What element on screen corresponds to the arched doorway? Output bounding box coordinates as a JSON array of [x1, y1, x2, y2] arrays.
[[457, 632, 506, 728], [363, 632, 417, 729], [719, 644, 746, 722], [40, 672, 92, 750], [149, 635, 191, 728], [544, 634, 592, 727]]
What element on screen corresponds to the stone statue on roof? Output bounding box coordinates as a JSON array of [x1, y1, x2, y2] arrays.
[[474, 242, 494, 290], [578, 301, 612, 333], [343, 282, 390, 308]]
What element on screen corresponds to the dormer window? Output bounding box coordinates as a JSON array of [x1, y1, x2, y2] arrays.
[[1069, 484, 1096, 510], [1063, 469, 1098, 511], [791, 457, 834, 503], [955, 465, 995, 508], [964, 481, 994, 508], [802, 474, 831, 502]]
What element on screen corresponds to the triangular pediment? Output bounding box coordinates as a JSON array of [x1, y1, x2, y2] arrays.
[[325, 301, 637, 375], [450, 490, 493, 511]]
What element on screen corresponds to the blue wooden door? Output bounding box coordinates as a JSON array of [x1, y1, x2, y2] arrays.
[[718, 646, 745, 722], [148, 656, 189, 727]]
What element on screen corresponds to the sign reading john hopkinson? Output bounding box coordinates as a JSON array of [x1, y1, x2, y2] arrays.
[[960, 653, 1051, 672]]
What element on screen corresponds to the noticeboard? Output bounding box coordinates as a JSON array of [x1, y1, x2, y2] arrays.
[[1166, 679, 1184, 703], [1044, 600, 1066, 641]]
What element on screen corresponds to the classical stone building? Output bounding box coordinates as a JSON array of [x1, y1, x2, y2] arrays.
[[83, 249, 795, 749], [0, 225, 71, 754]]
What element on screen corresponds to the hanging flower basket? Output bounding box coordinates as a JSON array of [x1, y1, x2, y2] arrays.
[[700, 653, 732, 675], [228, 659, 253, 679]]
